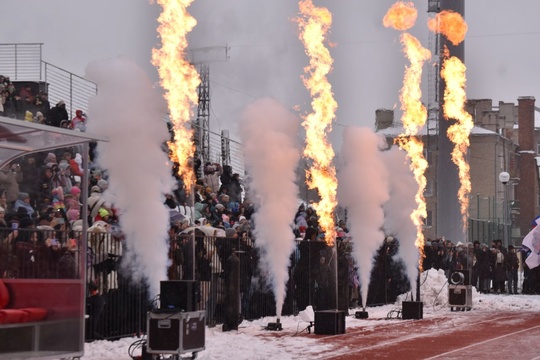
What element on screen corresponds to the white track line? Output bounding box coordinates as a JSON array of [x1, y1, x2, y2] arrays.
[[424, 323, 540, 360], [320, 314, 523, 359]]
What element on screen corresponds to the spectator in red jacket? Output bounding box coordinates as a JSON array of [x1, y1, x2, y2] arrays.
[[70, 110, 86, 131]]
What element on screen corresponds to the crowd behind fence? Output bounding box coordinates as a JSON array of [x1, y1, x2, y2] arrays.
[[2, 227, 540, 341], [0, 227, 405, 340]]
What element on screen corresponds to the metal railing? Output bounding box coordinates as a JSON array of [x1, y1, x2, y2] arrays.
[[0, 43, 42, 81], [1, 42, 245, 176], [43, 61, 98, 119], [0, 43, 98, 119]]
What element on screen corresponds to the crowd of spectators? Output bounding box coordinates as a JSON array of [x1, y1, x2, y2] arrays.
[[0, 74, 86, 129], [0, 146, 113, 279], [423, 237, 540, 295], [1, 72, 540, 339]]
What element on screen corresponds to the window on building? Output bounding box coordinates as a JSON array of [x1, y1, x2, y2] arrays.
[[423, 210, 433, 228], [537, 141, 540, 154], [424, 179, 433, 197]]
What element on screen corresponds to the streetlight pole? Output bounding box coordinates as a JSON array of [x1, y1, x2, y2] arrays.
[[498, 171, 510, 248]]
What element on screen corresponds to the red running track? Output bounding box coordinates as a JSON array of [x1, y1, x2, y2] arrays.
[[288, 311, 540, 359]]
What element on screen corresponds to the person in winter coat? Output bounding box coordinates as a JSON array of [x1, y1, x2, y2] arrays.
[[204, 163, 222, 194], [47, 100, 68, 127], [18, 85, 35, 103], [228, 173, 243, 205], [34, 92, 50, 118], [0, 163, 23, 206], [70, 110, 86, 131], [219, 165, 234, 194], [70, 153, 84, 178], [33, 167, 54, 206], [492, 248, 507, 293], [13, 192, 35, 218], [505, 245, 519, 294], [476, 244, 492, 293], [87, 186, 106, 223]]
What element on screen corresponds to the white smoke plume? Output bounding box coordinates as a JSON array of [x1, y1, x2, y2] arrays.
[[239, 98, 301, 318], [85, 57, 176, 298], [382, 145, 420, 297], [337, 127, 389, 309]]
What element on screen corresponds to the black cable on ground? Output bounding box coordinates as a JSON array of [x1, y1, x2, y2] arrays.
[[128, 338, 147, 360]]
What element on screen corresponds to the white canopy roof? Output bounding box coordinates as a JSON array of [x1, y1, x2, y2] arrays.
[[0, 116, 108, 168]]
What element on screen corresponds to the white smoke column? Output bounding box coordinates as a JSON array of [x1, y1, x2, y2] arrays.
[[337, 127, 389, 309], [239, 98, 301, 318], [85, 57, 175, 298], [382, 145, 420, 297]]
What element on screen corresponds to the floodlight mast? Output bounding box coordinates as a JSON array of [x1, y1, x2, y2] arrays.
[[188, 46, 229, 177]]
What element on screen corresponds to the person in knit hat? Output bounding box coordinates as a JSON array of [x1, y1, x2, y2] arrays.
[[97, 179, 108, 192], [88, 186, 105, 222], [34, 111, 45, 124], [47, 100, 68, 127], [66, 208, 80, 224], [44, 152, 57, 165], [24, 110, 33, 122], [225, 228, 237, 239], [13, 192, 34, 217], [70, 109, 86, 131]]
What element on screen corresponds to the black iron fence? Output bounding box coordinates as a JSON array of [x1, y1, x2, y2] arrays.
[[468, 218, 505, 245], [0, 227, 410, 341]]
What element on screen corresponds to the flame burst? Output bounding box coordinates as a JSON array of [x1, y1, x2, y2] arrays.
[[430, 11, 472, 234], [297, 0, 338, 245], [384, 2, 431, 270], [383, 1, 417, 31], [152, 0, 200, 191], [428, 11, 468, 46], [441, 57, 473, 233]]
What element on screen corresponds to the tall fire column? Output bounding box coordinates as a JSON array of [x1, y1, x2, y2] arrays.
[[430, 0, 466, 242]]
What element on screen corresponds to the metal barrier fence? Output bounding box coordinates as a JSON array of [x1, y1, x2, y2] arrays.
[[0, 227, 147, 341], [0, 226, 410, 341], [468, 218, 505, 244]]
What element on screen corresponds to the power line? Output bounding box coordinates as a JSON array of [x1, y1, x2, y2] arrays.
[[210, 79, 258, 99], [467, 30, 540, 39]]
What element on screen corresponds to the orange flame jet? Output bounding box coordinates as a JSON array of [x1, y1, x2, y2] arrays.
[[429, 11, 472, 234], [152, 0, 201, 191], [297, 0, 338, 245], [384, 1, 431, 270]]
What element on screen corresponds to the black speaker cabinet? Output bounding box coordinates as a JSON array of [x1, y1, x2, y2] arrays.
[[314, 310, 346, 335], [448, 285, 473, 309], [147, 310, 205, 355], [160, 280, 199, 311], [402, 301, 423, 320]]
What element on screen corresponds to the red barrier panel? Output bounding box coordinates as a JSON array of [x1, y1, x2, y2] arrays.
[[3, 279, 83, 320]]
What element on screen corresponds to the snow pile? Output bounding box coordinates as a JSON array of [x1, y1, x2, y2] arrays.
[[396, 268, 449, 308]]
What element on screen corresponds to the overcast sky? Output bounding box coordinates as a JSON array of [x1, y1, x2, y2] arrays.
[[2, 0, 540, 145]]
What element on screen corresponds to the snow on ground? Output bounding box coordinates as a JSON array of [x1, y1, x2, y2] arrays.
[[83, 269, 540, 359]]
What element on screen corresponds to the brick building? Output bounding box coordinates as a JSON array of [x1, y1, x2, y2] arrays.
[[376, 96, 539, 246]]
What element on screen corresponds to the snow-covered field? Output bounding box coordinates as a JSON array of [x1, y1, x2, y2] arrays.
[[83, 269, 540, 360]]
